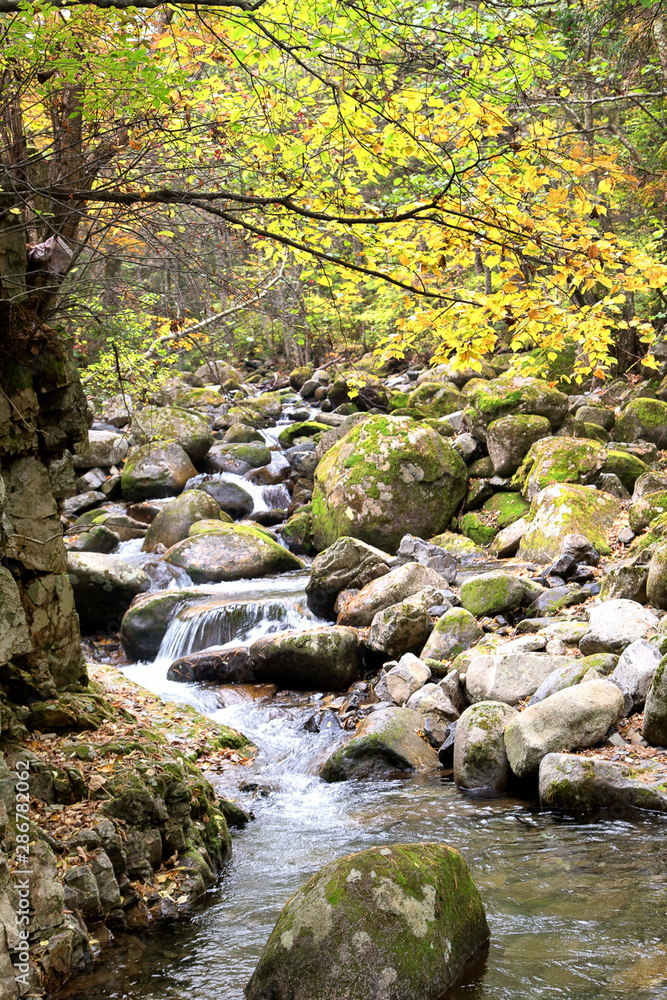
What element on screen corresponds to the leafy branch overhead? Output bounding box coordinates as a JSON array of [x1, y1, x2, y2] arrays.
[[3, 0, 667, 376]]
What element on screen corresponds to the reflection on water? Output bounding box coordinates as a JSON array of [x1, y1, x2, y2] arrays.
[[55, 573, 667, 1000]]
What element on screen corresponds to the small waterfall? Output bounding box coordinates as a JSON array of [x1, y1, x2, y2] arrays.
[[153, 595, 317, 667]]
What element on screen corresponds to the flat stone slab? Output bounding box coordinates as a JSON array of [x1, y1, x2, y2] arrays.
[[539, 751, 667, 814]]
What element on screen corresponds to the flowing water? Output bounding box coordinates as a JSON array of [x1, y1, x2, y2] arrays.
[[57, 573, 667, 999]]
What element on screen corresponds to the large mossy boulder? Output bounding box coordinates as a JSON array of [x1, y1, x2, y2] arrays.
[[643, 656, 667, 747], [614, 397, 667, 448], [518, 483, 621, 564], [459, 570, 529, 618], [647, 541, 667, 610], [249, 626, 359, 690], [514, 437, 606, 500], [539, 752, 667, 814], [320, 707, 436, 781], [67, 553, 150, 632], [162, 524, 303, 582], [463, 375, 568, 441], [142, 490, 221, 552], [121, 443, 197, 501], [130, 405, 213, 462], [486, 414, 551, 475], [229, 391, 282, 428], [311, 416, 468, 552], [504, 680, 624, 777], [245, 843, 489, 1000]]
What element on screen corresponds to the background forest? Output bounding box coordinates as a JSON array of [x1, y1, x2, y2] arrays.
[[5, 0, 667, 396]]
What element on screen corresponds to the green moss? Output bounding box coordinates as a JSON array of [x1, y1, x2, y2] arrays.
[[603, 450, 649, 492], [460, 511, 498, 546], [482, 491, 529, 528]]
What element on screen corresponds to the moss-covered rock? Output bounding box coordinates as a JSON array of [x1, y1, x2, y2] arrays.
[[518, 483, 621, 564], [312, 416, 468, 552], [428, 531, 487, 563], [245, 842, 489, 1000], [453, 701, 517, 792], [130, 405, 213, 462], [463, 375, 569, 441], [229, 391, 283, 428], [163, 524, 303, 582], [647, 541, 667, 610], [249, 626, 360, 690], [121, 443, 197, 502], [614, 397, 667, 448], [281, 504, 314, 555], [459, 511, 498, 546], [278, 421, 330, 448], [406, 381, 466, 418], [539, 752, 667, 814], [67, 552, 150, 633], [629, 491, 667, 533], [643, 654, 667, 746], [513, 437, 606, 500], [486, 414, 551, 475], [120, 589, 194, 660], [459, 571, 528, 618], [602, 450, 649, 493], [420, 608, 483, 666], [320, 707, 436, 781], [143, 490, 222, 552]]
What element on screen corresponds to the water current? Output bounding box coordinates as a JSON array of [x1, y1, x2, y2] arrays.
[[55, 568, 667, 1000]]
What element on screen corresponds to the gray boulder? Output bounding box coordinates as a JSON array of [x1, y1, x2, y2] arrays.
[[337, 563, 451, 628], [131, 405, 213, 462], [320, 707, 436, 781], [163, 524, 303, 582], [539, 752, 667, 814], [72, 429, 129, 469], [306, 535, 392, 618], [610, 639, 662, 712], [366, 592, 434, 658], [406, 683, 459, 723], [529, 659, 604, 705], [504, 680, 624, 777], [67, 553, 150, 632], [466, 652, 573, 705], [249, 627, 359, 690], [120, 590, 192, 660], [453, 701, 517, 792], [579, 599, 659, 655], [143, 490, 222, 552], [647, 541, 667, 610], [486, 414, 551, 475], [375, 654, 431, 705], [394, 534, 457, 582]]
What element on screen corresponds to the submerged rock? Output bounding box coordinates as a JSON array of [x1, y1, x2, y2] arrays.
[[539, 752, 667, 814], [249, 627, 360, 690], [320, 707, 436, 781], [163, 524, 303, 582], [312, 415, 467, 552], [245, 843, 489, 1000]]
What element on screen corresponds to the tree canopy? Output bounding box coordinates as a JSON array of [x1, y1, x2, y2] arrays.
[[3, 0, 667, 383]]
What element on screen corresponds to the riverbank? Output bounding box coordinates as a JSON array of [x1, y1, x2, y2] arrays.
[[0, 664, 252, 998]]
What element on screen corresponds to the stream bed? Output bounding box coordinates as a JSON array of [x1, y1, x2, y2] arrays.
[[55, 571, 667, 1000]]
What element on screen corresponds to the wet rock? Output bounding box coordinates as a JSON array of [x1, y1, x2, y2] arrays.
[[245, 843, 488, 1000], [610, 639, 662, 712], [366, 593, 433, 658], [420, 607, 483, 666], [190, 477, 254, 518], [72, 429, 129, 469], [375, 654, 431, 705], [539, 752, 667, 814], [579, 599, 659, 655], [121, 443, 197, 501], [67, 552, 150, 632], [143, 490, 222, 552], [643, 656, 667, 747], [250, 626, 359, 690], [459, 571, 529, 618], [504, 680, 624, 777], [336, 563, 451, 628], [163, 523, 302, 582], [394, 533, 457, 582], [320, 707, 436, 780], [454, 701, 517, 792], [306, 535, 392, 618], [518, 484, 621, 564], [406, 683, 459, 723], [312, 415, 468, 552], [466, 652, 573, 705]]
